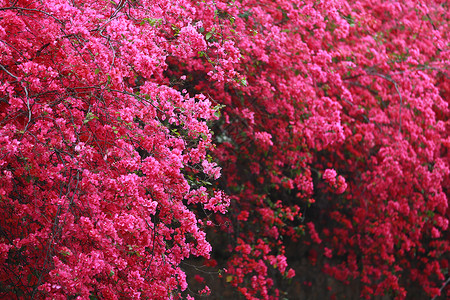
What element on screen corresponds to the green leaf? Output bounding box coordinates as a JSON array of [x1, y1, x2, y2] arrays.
[[83, 112, 96, 124]]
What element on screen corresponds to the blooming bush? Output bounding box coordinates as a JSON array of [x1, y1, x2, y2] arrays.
[[189, 0, 449, 299], [0, 0, 449, 299], [0, 0, 232, 298]]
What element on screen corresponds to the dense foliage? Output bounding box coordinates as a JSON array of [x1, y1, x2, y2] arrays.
[[0, 0, 448, 299]]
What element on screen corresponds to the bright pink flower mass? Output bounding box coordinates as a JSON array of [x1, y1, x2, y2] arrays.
[[0, 0, 448, 299]]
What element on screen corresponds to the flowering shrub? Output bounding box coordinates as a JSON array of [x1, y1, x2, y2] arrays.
[[0, 0, 449, 299], [187, 0, 449, 299], [0, 0, 232, 298]]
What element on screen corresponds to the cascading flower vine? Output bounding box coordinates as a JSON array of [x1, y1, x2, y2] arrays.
[[0, 0, 448, 299], [0, 0, 234, 298]]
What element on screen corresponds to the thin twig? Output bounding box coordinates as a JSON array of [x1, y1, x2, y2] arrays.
[[431, 276, 450, 300], [0, 64, 33, 134], [365, 69, 403, 134]]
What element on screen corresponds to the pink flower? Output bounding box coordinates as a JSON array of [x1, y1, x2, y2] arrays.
[[431, 227, 440, 239], [323, 169, 337, 185], [202, 160, 221, 180]]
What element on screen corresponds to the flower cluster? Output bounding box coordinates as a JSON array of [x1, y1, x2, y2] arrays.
[[323, 169, 348, 194], [0, 0, 231, 298], [0, 0, 449, 299]]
